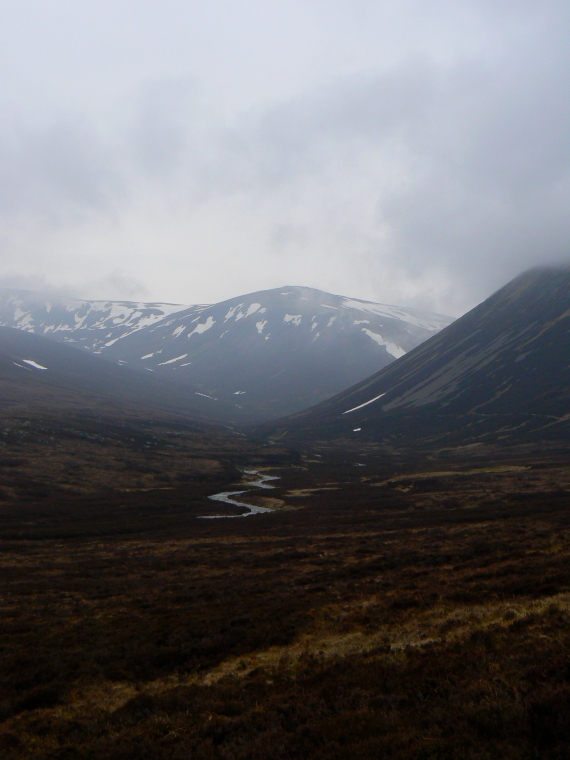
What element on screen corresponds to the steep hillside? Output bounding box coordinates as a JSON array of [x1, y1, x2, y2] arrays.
[[265, 267, 570, 447]]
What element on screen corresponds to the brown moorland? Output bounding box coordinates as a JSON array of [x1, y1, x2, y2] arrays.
[[1, 438, 570, 759]]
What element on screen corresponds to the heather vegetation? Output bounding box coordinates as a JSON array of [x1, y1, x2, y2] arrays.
[[1, 450, 570, 758]]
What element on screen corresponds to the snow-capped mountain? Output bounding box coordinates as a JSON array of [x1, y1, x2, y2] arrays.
[[0, 286, 453, 421], [99, 287, 452, 419], [268, 267, 570, 446], [0, 289, 190, 351]]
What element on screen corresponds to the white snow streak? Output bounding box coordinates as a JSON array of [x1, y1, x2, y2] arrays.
[[158, 354, 188, 365], [22, 359, 48, 370], [342, 393, 386, 415]]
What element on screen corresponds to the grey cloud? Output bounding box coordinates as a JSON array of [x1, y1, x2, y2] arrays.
[[76, 270, 151, 301], [128, 79, 196, 178], [374, 48, 570, 306], [0, 1, 569, 313], [0, 273, 80, 299], [210, 19, 570, 311], [0, 270, 149, 302], [0, 117, 124, 226]]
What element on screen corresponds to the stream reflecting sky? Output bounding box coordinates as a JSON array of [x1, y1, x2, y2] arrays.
[[1, 1, 569, 313]]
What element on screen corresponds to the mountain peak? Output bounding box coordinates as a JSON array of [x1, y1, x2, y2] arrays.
[[0, 284, 453, 421]]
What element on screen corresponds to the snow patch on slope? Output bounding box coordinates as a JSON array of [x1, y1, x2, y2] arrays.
[[362, 329, 406, 359], [22, 359, 48, 370], [343, 393, 386, 415], [236, 303, 262, 320], [188, 316, 215, 337], [158, 354, 188, 365]]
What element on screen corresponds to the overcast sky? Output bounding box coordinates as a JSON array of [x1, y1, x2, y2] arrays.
[[1, 0, 569, 314]]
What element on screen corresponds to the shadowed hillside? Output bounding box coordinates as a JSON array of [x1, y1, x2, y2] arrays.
[[263, 267, 570, 449]]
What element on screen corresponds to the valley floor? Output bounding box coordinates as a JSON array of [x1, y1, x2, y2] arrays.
[[1, 451, 570, 758]]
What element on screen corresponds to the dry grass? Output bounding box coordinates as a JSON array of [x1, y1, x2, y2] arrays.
[[1, 454, 570, 757]]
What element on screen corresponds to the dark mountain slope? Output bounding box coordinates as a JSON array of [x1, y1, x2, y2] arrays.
[[0, 327, 238, 424], [264, 267, 570, 447]]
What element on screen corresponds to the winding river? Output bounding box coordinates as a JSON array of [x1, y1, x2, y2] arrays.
[[198, 470, 280, 519]]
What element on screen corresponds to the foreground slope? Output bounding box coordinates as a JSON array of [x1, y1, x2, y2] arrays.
[[266, 267, 570, 447], [3, 445, 570, 759]]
